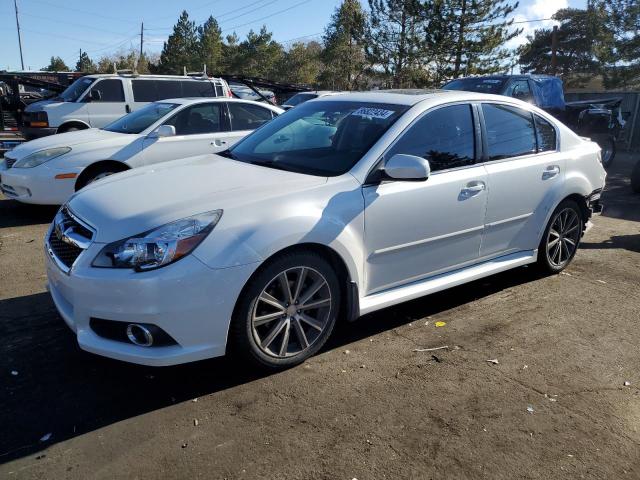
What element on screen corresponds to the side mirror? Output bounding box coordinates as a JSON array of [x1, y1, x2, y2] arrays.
[[89, 89, 102, 102], [384, 154, 431, 181], [149, 125, 176, 138]]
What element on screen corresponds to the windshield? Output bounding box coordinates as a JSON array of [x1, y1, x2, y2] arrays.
[[443, 78, 506, 94], [285, 93, 318, 106], [103, 103, 179, 134], [58, 77, 95, 102], [225, 101, 409, 176]]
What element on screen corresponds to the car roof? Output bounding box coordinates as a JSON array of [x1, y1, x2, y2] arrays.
[[317, 89, 486, 106], [84, 74, 224, 82], [158, 97, 282, 109]]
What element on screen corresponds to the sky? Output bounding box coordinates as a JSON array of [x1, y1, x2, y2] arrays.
[[0, 0, 587, 72]]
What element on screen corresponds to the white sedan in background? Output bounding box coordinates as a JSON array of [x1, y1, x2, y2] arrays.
[[0, 98, 282, 205]]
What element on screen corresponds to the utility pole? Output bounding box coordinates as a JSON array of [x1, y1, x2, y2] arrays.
[[79, 48, 82, 70], [550, 25, 558, 76], [139, 21, 144, 61], [13, 0, 25, 70]]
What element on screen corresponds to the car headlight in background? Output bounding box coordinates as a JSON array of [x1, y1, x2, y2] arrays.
[[92, 210, 223, 271], [13, 147, 72, 168]]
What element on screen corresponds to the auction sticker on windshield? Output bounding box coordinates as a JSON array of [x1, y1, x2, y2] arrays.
[[351, 107, 395, 119]]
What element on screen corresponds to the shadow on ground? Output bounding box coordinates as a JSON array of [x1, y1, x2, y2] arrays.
[[0, 199, 58, 229], [600, 154, 640, 223], [0, 265, 542, 463]]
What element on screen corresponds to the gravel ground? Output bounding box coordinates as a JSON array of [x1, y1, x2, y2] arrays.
[[1, 153, 639, 479]]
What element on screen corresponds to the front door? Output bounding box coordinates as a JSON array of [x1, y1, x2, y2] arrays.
[[85, 79, 128, 128], [363, 104, 488, 294], [142, 102, 228, 166]]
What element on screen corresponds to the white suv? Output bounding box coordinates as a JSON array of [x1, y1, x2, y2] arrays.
[[21, 73, 231, 139], [44, 91, 606, 370]]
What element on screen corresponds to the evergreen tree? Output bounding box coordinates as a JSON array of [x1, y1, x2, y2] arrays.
[[594, 0, 640, 88], [43, 56, 69, 72], [366, 0, 424, 88], [429, 0, 521, 79], [321, 0, 368, 90], [231, 27, 284, 78], [158, 10, 199, 74], [279, 41, 324, 85], [518, 8, 612, 86], [75, 51, 96, 73], [198, 16, 224, 74]]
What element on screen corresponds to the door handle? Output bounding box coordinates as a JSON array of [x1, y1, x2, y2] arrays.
[[460, 181, 486, 198], [542, 165, 560, 180], [211, 140, 227, 147]]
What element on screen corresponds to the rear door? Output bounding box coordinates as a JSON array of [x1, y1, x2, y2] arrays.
[[141, 102, 228, 165], [84, 79, 128, 127], [225, 102, 277, 146], [479, 103, 563, 257]]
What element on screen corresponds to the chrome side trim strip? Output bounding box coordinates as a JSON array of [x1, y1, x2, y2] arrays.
[[485, 212, 533, 228]]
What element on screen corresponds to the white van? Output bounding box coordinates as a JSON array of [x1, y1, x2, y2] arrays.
[[21, 73, 231, 140]]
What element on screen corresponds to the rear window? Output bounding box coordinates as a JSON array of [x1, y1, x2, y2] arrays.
[[182, 81, 217, 97], [132, 80, 157, 102], [482, 104, 536, 160], [443, 78, 506, 94], [156, 81, 182, 100]]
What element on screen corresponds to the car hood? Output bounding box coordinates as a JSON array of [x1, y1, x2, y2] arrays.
[[7, 129, 131, 159], [68, 154, 328, 243]]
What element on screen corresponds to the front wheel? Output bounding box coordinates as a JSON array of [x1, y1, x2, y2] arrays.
[[537, 200, 584, 274], [229, 251, 341, 370]]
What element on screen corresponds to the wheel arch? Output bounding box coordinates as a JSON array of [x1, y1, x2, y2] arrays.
[[57, 120, 91, 133], [75, 160, 130, 191]]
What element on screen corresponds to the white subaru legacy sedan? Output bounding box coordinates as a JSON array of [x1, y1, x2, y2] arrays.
[[0, 98, 282, 205], [44, 91, 606, 369]]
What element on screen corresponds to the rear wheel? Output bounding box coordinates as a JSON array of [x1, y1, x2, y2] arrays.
[[230, 251, 341, 370], [537, 200, 583, 274], [596, 136, 615, 168]]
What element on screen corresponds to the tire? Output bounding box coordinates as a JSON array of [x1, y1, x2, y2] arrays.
[[229, 250, 341, 370], [631, 160, 640, 194], [76, 166, 125, 190], [537, 199, 584, 274], [597, 136, 616, 168]]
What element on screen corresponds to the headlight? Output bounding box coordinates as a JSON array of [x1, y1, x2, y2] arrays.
[[13, 147, 71, 168], [92, 210, 223, 271]]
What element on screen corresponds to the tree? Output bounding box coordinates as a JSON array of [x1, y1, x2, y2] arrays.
[[158, 10, 199, 74], [594, 0, 640, 88], [228, 26, 284, 78], [198, 16, 224, 74], [75, 51, 96, 73], [43, 56, 69, 72], [434, 0, 521, 80], [518, 8, 613, 87], [366, 0, 424, 88], [321, 0, 368, 90], [279, 41, 324, 85]]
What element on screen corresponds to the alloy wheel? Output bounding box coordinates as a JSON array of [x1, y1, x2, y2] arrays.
[[251, 266, 332, 358], [546, 208, 581, 268]]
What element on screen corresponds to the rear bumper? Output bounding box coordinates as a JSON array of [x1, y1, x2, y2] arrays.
[[21, 126, 57, 140]]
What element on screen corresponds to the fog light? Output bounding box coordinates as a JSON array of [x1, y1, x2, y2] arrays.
[[126, 324, 153, 347]]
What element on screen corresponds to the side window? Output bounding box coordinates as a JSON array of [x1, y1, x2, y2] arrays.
[[228, 103, 274, 131], [156, 81, 182, 100], [534, 114, 557, 152], [482, 104, 536, 160], [507, 80, 533, 102], [132, 80, 157, 102], [182, 81, 217, 98], [89, 79, 125, 102], [387, 104, 475, 172], [164, 103, 222, 135]]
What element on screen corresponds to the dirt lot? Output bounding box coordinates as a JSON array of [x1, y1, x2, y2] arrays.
[[1, 153, 639, 480]]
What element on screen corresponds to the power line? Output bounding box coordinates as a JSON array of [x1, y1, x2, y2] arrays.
[[221, 0, 314, 33], [27, 0, 139, 24], [20, 11, 139, 37]]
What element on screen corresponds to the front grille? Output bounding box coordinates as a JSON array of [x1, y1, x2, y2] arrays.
[[47, 206, 94, 271]]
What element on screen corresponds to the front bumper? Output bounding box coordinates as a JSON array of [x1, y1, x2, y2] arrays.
[[0, 160, 79, 205], [21, 126, 57, 140], [586, 189, 604, 215], [45, 239, 259, 366]]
